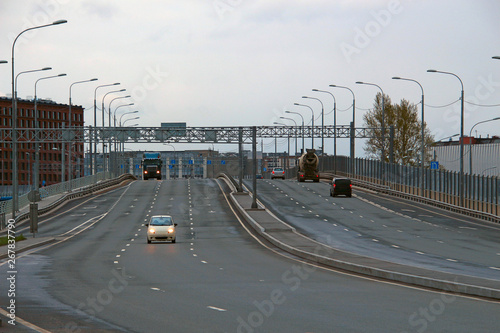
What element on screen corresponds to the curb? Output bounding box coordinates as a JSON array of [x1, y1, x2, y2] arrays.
[[0, 237, 56, 260], [225, 183, 500, 300]]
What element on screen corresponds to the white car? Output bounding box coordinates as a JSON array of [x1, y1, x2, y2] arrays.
[[147, 215, 177, 243]]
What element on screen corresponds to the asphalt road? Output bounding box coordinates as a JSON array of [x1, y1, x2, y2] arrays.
[[0, 179, 499, 332], [251, 179, 500, 281]]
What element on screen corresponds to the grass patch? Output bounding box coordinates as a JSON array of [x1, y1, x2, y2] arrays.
[[0, 234, 26, 246]]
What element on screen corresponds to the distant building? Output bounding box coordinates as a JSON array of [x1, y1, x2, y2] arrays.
[[430, 136, 500, 177], [0, 97, 84, 192]]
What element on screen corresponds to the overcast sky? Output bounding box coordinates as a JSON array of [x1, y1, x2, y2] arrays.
[[1, 0, 499, 155]]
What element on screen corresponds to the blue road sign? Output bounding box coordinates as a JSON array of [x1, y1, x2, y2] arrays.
[[430, 161, 439, 170], [189, 160, 193, 165], [221, 160, 226, 165], [135, 164, 139, 169], [171, 159, 176, 164], [263, 167, 267, 172], [207, 160, 212, 165]]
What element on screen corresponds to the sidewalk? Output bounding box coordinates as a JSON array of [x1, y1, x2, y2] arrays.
[[0, 193, 67, 233], [230, 191, 500, 300], [0, 236, 56, 260]]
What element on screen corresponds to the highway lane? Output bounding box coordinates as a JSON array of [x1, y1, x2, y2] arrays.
[[1, 179, 499, 332], [250, 179, 500, 280]]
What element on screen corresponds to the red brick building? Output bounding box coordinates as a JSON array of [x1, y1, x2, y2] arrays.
[[0, 96, 84, 187]]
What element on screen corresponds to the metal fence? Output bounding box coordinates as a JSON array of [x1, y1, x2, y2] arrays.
[[320, 155, 499, 217], [0, 172, 112, 215]]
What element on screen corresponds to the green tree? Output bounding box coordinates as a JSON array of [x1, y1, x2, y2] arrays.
[[363, 92, 434, 166]]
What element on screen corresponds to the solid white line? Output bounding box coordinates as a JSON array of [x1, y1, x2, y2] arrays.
[[207, 306, 227, 312]]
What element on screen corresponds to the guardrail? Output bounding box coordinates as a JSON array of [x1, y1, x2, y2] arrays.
[[321, 172, 500, 224], [1, 173, 136, 228], [0, 172, 113, 215]]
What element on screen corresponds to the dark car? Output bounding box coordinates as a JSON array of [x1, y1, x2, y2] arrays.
[[330, 178, 352, 197]]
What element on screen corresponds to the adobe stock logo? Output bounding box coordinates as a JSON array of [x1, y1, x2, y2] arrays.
[[340, 0, 403, 64]]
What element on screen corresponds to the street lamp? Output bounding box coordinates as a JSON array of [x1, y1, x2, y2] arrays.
[[273, 122, 289, 168], [303, 95, 324, 155], [10, 19, 67, 217], [313, 89, 337, 173], [468, 117, 500, 175], [330, 84, 356, 175], [427, 69, 465, 207], [293, 103, 315, 149], [285, 110, 305, 154], [68, 78, 98, 186], [34, 73, 67, 192], [392, 76, 425, 196], [122, 116, 140, 126], [118, 110, 139, 127], [101, 89, 126, 172], [93, 83, 120, 174], [356, 81, 386, 183], [280, 116, 298, 157]]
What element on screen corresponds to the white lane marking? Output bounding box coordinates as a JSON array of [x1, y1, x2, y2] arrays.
[[201, 261, 208, 264], [437, 240, 444, 244], [207, 306, 227, 312], [372, 239, 379, 242], [114, 261, 119, 264], [489, 267, 500, 271], [416, 251, 425, 255], [459, 226, 477, 230], [344, 228, 349, 232], [126, 244, 130, 247], [391, 245, 400, 248], [397, 230, 403, 233], [151, 287, 165, 292], [446, 259, 458, 262], [70, 213, 87, 217], [121, 249, 126, 252], [116, 255, 121, 258], [83, 206, 97, 209], [401, 209, 415, 212], [193, 254, 198, 257]]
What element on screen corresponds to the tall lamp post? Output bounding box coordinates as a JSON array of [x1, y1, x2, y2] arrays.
[[302, 96, 324, 155], [427, 69, 465, 207], [280, 116, 298, 157], [0, 61, 6, 189], [113, 104, 134, 174], [313, 89, 337, 173], [10, 19, 67, 218], [69, 78, 98, 186], [356, 81, 386, 182], [468, 117, 500, 175], [293, 103, 315, 149], [330, 84, 356, 175], [285, 110, 305, 154], [34, 73, 67, 193], [392, 76, 425, 196], [101, 89, 126, 172], [93, 83, 120, 174]]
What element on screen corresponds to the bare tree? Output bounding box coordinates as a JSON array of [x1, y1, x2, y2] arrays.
[[363, 92, 434, 166]]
